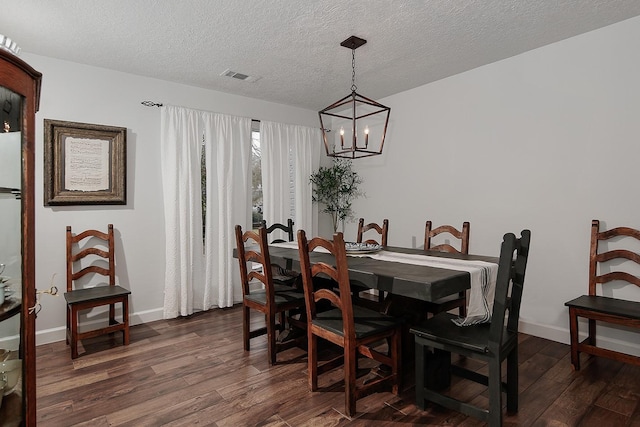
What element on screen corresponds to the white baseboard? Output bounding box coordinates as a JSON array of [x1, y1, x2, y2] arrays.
[[519, 318, 640, 357], [34, 307, 165, 346]]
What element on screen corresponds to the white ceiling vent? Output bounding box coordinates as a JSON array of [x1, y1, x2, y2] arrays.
[[220, 69, 260, 83]]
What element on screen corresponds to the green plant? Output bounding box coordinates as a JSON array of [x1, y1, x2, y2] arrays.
[[310, 159, 364, 233]]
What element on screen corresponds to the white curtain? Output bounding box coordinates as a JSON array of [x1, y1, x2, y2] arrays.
[[261, 121, 321, 239], [261, 121, 292, 234], [203, 112, 252, 308], [160, 105, 251, 318]]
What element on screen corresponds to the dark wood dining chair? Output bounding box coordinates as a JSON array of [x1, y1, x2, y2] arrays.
[[423, 221, 470, 316], [235, 225, 306, 365], [353, 218, 389, 310], [410, 229, 531, 427], [357, 217, 389, 246], [261, 219, 299, 288], [261, 218, 294, 243], [297, 229, 402, 417], [64, 224, 131, 359], [565, 220, 640, 370]]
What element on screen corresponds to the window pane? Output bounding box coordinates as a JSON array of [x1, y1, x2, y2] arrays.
[[251, 129, 262, 229]]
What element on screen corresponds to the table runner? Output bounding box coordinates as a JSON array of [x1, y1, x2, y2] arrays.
[[270, 242, 498, 325]]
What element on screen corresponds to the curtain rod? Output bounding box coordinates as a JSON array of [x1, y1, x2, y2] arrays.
[[141, 102, 328, 131]]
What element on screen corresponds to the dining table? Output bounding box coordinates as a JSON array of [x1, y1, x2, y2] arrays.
[[265, 242, 499, 306]]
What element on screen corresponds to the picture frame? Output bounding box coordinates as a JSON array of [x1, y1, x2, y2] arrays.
[[44, 119, 127, 206]]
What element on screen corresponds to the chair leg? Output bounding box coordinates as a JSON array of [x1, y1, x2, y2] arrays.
[[70, 306, 79, 359], [109, 302, 116, 325], [122, 297, 130, 346], [588, 318, 596, 346], [309, 332, 318, 391], [345, 344, 357, 417], [568, 307, 580, 370], [267, 313, 277, 366], [65, 304, 70, 345], [243, 305, 251, 351], [488, 358, 503, 427], [506, 348, 518, 412]]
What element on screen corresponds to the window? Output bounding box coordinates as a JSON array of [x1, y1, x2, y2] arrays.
[[251, 120, 262, 229]]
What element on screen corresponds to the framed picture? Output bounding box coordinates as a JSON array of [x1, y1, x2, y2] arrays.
[[44, 119, 127, 206]]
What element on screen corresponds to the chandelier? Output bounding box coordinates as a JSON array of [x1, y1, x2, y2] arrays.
[[319, 36, 390, 159]]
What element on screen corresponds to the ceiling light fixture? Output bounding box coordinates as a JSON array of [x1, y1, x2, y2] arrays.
[[319, 36, 390, 159]]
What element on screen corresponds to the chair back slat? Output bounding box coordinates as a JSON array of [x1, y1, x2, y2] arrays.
[[357, 218, 388, 246], [589, 219, 640, 294]]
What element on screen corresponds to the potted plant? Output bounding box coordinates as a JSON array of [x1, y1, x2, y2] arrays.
[[310, 158, 364, 233]]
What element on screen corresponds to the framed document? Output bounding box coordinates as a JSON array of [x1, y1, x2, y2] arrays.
[[44, 119, 126, 205]]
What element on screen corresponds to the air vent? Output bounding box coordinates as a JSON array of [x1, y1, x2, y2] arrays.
[[220, 69, 260, 83]]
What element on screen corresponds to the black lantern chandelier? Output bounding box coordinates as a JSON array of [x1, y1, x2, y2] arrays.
[[319, 36, 390, 159]]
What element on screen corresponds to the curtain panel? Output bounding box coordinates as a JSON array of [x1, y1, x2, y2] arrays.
[[160, 105, 251, 318], [260, 121, 321, 240]]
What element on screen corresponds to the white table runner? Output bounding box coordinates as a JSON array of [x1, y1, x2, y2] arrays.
[[270, 242, 498, 325]]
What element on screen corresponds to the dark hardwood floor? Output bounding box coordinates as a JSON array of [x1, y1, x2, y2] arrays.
[[36, 306, 640, 426]]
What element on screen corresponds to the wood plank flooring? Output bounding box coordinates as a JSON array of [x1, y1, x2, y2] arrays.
[[36, 306, 640, 426]]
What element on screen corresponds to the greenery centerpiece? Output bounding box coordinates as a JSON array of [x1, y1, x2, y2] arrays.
[[310, 158, 364, 233]]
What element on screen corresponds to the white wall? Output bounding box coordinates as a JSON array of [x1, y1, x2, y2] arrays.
[[345, 16, 640, 355], [20, 53, 318, 345]]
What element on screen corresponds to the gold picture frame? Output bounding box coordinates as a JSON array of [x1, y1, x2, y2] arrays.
[[44, 119, 127, 206]]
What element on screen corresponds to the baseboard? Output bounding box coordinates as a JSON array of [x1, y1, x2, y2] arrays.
[[519, 318, 640, 357], [34, 307, 165, 346]]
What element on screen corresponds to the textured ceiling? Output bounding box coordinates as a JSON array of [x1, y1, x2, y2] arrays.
[[3, 0, 640, 111]]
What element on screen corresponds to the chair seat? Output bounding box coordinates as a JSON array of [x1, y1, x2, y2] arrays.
[[64, 285, 130, 305], [313, 305, 402, 339], [410, 312, 517, 354], [245, 289, 305, 306], [565, 294, 640, 320]]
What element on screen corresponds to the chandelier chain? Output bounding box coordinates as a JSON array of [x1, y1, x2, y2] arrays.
[[351, 48, 357, 92]]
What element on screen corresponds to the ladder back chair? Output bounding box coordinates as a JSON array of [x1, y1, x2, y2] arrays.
[[423, 221, 471, 316], [410, 229, 531, 427], [64, 224, 131, 359], [357, 217, 388, 246], [261, 219, 299, 288], [235, 225, 306, 365], [261, 218, 294, 243], [353, 218, 389, 310], [297, 229, 402, 417], [565, 220, 640, 370]]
